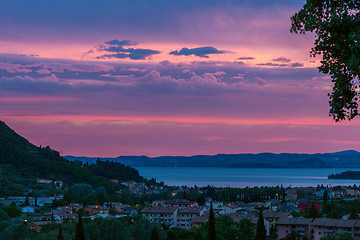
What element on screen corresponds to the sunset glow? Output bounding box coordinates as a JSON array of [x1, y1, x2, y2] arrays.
[[1, 0, 359, 157]]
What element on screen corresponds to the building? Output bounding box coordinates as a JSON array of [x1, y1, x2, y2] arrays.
[[21, 206, 38, 214], [141, 206, 178, 228], [84, 205, 109, 214], [277, 218, 360, 240], [312, 218, 360, 240], [177, 206, 207, 229], [277, 218, 314, 239]]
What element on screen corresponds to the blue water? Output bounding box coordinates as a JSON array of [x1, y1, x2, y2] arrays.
[[135, 167, 360, 187]]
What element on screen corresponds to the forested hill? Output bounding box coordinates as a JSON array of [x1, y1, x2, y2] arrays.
[[66, 150, 360, 168], [0, 121, 142, 188]]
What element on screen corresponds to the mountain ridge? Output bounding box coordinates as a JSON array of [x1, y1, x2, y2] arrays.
[[65, 150, 360, 168]]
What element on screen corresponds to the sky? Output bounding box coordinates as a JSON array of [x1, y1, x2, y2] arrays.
[[1, 0, 360, 157]]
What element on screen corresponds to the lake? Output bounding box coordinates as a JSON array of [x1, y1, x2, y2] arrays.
[[135, 167, 360, 187]]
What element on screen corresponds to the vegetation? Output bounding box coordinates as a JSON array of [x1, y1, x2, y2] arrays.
[[255, 210, 266, 240], [75, 213, 85, 240], [291, 0, 360, 121], [0, 121, 143, 196], [329, 171, 360, 179], [207, 203, 216, 240]]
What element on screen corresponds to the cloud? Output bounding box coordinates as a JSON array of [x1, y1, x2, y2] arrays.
[[273, 57, 291, 63], [237, 57, 255, 60], [169, 46, 224, 58], [289, 62, 304, 68], [104, 39, 137, 46], [98, 39, 160, 60], [256, 63, 288, 67]]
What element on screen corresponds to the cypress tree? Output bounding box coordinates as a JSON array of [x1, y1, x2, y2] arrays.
[[57, 226, 64, 240], [323, 189, 328, 205], [194, 229, 202, 240], [255, 209, 266, 240], [207, 202, 216, 240], [150, 226, 159, 240], [75, 213, 85, 240]]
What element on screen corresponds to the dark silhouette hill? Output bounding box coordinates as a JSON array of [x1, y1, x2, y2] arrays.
[[0, 121, 142, 188]]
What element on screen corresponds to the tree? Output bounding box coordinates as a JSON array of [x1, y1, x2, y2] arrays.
[[291, 0, 360, 121], [323, 189, 328, 205], [207, 203, 216, 240], [150, 226, 159, 240], [194, 229, 202, 240], [255, 210, 266, 240], [99, 219, 133, 240], [75, 213, 86, 240], [320, 232, 354, 240], [238, 218, 255, 240], [306, 203, 319, 218], [57, 226, 64, 240]]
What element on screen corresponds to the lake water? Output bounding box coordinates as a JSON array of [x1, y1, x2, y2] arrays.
[[135, 167, 360, 187]]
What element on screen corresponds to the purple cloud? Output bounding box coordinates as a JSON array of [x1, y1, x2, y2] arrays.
[[169, 47, 224, 58], [289, 62, 304, 68], [98, 39, 160, 60], [237, 57, 255, 60], [256, 63, 288, 67], [273, 57, 291, 63]]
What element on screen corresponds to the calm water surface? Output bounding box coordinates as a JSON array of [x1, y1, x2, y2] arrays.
[[135, 167, 360, 187]]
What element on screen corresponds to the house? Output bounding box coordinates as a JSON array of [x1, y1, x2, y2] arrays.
[[84, 205, 109, 214], [205, 200, 223, 210], [29, 221, 60, 232], [192, 211, 221, 227], [177, 206, 207, 229], [219, 202, 243, 215], [236, 207, 257, 216], [297, 199, 321, 212], [21, 206, 38, 214], [277, 218, 314, 240], [141, 206, 178, 228], [161, 199, 195, 207]]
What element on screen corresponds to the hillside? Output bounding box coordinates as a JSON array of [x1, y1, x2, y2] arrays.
[[0, 121, 142, 189], [66, 151, 360, 168]]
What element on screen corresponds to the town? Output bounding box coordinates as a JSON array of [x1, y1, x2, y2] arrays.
[[2, 176, 360, 240]]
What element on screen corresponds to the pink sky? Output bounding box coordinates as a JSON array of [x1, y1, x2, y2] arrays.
[[1, 0, 360, 157]]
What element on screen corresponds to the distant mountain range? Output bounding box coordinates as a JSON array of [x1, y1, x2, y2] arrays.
[[65, 150, 360, 168]]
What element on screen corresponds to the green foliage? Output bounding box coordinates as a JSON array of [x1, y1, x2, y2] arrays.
[[151, 226, 159, 240], [84, 221, 99, 240], [214, 215, 239, 240], [129, 218, 166, 240], [0, 227, 13, 240], [291, 0, 360, 121], [238, 218, 256, 240], [207, 203, 216, 240], [323, 189, 329, 204], [255, 210, 266, 240], [329, 171, 360, 179], [0, 121, 142, 195], [72, 183, 93, 199], [3, 204, 21, 218], [98, 219, 133, 240], [12, 223, 31, 240], [281, 231, 301, 240], [88, 159, 143, 182], [57, 226, 64, 240], [320, 232, 354, 240], [306, 203, 319, 218], [75, 213, 85, 240], [0, 209, 9, 221]]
